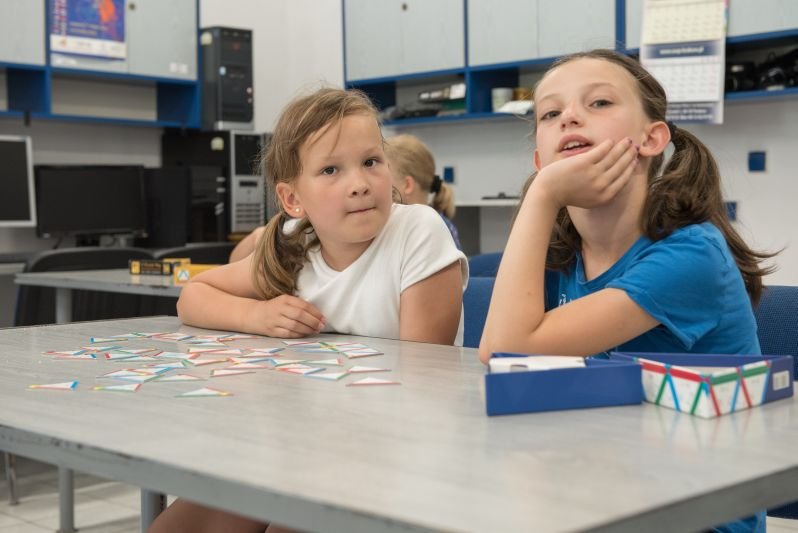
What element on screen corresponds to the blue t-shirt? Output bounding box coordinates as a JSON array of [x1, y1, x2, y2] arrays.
[[545, 222, 764, 533], [545, 222, 760, 357], [440, 213, 462, 250]]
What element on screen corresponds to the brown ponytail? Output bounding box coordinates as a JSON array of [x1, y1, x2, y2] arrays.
[[527, 49, 776, 304], [251, 87, 380, 299]]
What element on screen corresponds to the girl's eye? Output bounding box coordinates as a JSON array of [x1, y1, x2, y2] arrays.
[[364, 158, 379, 168], [591, 99, 612, 108], [539, 110, 560, 121], [321, 166, 337, 176]]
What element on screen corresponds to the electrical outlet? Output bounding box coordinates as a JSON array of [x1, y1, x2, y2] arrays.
[[442, 166, 455, 184], [748, 151, 766, 172]]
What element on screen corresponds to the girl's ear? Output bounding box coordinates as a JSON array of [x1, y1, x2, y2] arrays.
[[533, 149, 542, 171], [275, 182, 303, 218], [402, 175, 416, 195], [639, 121, 670, 158]]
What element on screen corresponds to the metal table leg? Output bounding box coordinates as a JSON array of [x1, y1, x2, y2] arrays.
[[58, 466, 76, 533], [54, 287, 73, 324], [141, 490, 166, 532], [4, 453, 18, 505]]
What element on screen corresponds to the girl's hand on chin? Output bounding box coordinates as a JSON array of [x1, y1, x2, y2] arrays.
[[533, 138, 638, 210]]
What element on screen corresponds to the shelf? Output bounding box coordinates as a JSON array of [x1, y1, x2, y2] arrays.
[[725, 86, 798, 103], [33, 113, 184, 128], [50, 66, 197, 86], [384, 111, 532, 127]]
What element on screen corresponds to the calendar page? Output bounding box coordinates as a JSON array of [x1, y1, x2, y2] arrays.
[[640, 0, 727, 124]]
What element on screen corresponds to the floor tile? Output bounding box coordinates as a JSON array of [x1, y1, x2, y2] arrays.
[[0, 523, 50, 533], [0, 514, 26, 529], [31, 498, 139, 530]]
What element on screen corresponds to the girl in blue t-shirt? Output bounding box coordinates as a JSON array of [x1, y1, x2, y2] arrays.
[[479, 49, 774, 533]]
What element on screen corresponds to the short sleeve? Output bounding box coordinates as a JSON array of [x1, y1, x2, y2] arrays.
[[398, 205, 468, 293], [607, 229, 735, 350]]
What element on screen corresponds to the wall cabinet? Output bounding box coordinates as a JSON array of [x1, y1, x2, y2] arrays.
[[0, 0, 200, 128], [345, 0, 798, 127], [344, 0, 464, 81]]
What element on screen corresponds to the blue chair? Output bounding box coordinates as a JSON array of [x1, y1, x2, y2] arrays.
[[755, 285, 798, 519], [463, 276, 495, 349], [468, 252, 502, 278]]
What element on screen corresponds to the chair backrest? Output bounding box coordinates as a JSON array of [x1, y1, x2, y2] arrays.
[[153, 242, 235, 264], [14, 247, 154, 326], [463, 276, 495, 349], [754, 285, 798, 379], [468, 252, 502, 278]]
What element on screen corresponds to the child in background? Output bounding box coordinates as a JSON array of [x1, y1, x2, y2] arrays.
[[479, 49, 772, 533], [385, 134, 461, 249], [151, 87, 466, 533], [229, 133, 462, 261]]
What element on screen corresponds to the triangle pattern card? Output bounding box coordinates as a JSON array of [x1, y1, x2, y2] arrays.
[[177, 387, 232, 398], [114, 373, 160, 384], [90, 337, 128, 343], [132, 332, 168, 338], [307, 371, 349, 381], [183, 358, 228, 367], [92, 383, 141, 393], [108, 333, 146, 340], [187, 347, 222, 354], [81, 345, 122, 352], [308, 358, 343, 366], [282, 340, 322, 346], [348, 365, 390, 373], [54, 353, 97, 360], [112, 348, 153, 355], [29, 381, 78, 391], [296, 347, 340, 354], [154, 373, 204, 382], [129, 366, 170, 375], [271, 359, 308, 367], [99, 369, 148, 379], [110, 356, 159, 363], [229, 356, 272, 364], [342, 348, 383, 359], [246, 347, 284, 355], [329, 342, 369, 350], [211, 368, 255, 377], [205, 348, 247, 356], [228, 362, 270, 370], [154, 333, 194, 342], [185, 341, 228, 348], [45, 349, 86, 356], [103, 352, 139, 361], [149, 361, 185, 370], [154, 351, 198, 360], [280, 366, 323, 376], [219, 334, 258, 341], [346, 377, 400, 386]]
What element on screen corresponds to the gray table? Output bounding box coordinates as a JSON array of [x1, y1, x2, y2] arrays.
[[2, 317, 798, 532], [15, 269, 182, 323]]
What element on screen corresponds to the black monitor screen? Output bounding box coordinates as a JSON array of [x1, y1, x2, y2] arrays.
[[35, 166, 147, 237], [0, 136, 36, 227]]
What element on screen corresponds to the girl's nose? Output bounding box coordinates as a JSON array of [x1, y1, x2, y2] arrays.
[[349, 170, 370, 196], [559, 104, 583, 128]]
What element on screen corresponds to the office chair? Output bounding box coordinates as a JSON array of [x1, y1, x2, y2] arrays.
[[468, 252, 502, 278], [755, 285, 798, 519], [14, 247, 154, 326], [144, 242, 235, 316], [463, 276, 495, 349]]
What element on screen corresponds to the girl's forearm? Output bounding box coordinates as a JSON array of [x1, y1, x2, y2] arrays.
[[176, 282, 259, 333], [479, 186, 559, 361]]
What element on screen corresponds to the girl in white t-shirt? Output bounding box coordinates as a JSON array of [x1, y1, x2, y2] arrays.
[[149, 88, 466, 533]]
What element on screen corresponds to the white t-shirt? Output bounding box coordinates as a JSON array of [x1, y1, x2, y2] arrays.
[[293, 203, 468, 345]]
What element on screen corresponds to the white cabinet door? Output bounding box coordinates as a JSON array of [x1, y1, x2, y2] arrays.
[[345, 0, 464, 80], [538, 0, 616, 58], [0, 0, 45, 65], [398, 0, 464, 74], [625, 0, 643, 50], [344, 0, 403, 80], [728, 0, 798, 37], [127, 0, 197, 80], [468, 0, 538, 67]]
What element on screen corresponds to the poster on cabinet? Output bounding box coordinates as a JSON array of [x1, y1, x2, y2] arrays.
[[50, 0, 126, 60]]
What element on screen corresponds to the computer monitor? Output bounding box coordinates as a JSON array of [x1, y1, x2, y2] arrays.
[[0, 136, 36, 227], [34, 165, 148, 238]]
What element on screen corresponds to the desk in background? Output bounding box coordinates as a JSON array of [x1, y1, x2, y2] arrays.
[[2, 316, 798, 532], [15, 269, 182, 323]]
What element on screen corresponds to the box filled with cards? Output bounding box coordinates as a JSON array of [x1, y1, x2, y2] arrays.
[[608, 352, 794, 419], [484, 354, 643, 416]]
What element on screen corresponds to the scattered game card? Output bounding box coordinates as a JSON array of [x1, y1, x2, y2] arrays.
[[348, 365, 390, 373], [153, 351, 199, 360], [307, 358, 343, 366], [28, 381, 78, 391], [109, 356, 159, 363], [112, 348, 153, 355], [92, 383, 141, 393], [346, 377, 400, 386], [270, 359, 308, 367], [98, 369, 148, 379], [90, 337, 128, 343], [281, 340, 320, 346], [205, 348, 247, 356], [187, 347, 222, 354], [246, 347, 284, 355], [219, 334, 258, 341], [307, 371, 349, 381], [182, 358, 228, 367], [154, 373, 204, 382], [185, 341, 227, 348], [211, 368, 255, 377], [227, 362, 270, 370], [103, 352, 139, 361], [342, 349, 383, 359], [279, 366, 323, 376], [176, 387, 232, 398], [228, 356, 272, 364], [132, 332, 168, 338], [154, 333, 194, 342], [45, 350, 86, 356], [148, 361, 185, 370], [53, 353, 97, 360], [80, 345, 122, 352], [113, 373, 160, 384]]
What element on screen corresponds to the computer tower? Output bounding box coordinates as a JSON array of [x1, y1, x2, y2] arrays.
[[200, 26, 254, 131], [135, 167, 192, 248], [161, 129, 270, 242]]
